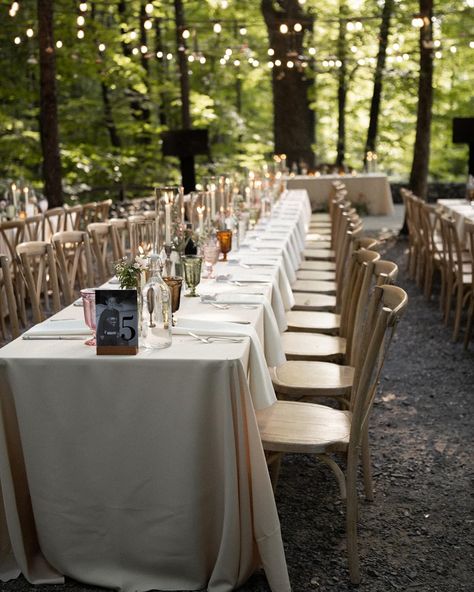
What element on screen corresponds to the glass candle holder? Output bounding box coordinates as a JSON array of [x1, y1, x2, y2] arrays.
[[163, 276, 183, 325], [182, 255, 203, 297], [216, 229, 232, 261]]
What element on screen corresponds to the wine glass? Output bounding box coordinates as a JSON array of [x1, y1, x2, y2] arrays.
[[182, 255, 203, 297], [80, 288, 96, 346], [216, 230, 232, 261], [202, 242, 220, 278]]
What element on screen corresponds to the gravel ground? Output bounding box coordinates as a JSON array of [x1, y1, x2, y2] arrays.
[[2, 237, 473, 592]]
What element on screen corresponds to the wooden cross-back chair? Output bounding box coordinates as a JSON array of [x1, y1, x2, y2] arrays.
[[0, 255, 20, 342], [258, 284, 408, 585], [64, 204, 84, 231], [0, 219, 26, 324], [52, 230, 95, 305], [96, 199, 113, 222], [108, 218, 130, 261], [418, 202, 444, 303], [24, 214, 43, 241], [281, 249, 380, 364], [439, 215, 473, 342], [87, 222, 115, 284], [463, 219, 474, 348], [16, 241, 61, 324], [81, 202, 99, 229], [42, 207, 66, 241]]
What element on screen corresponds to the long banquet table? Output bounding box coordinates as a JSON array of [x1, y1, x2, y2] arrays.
[[286, 172, 394, 215], [0, 190, 311, 592], [437, 198, 474, 246]]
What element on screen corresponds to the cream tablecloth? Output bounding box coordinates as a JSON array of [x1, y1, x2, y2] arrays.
[[437, 199, 474, 246], [286, 173, 394, 215], [0, 190, 312, 592]]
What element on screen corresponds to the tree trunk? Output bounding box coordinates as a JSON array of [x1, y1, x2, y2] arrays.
[[173, 0, 195, 192], [261, 0, 315, 171], [101, 83, 122, 148], [154, 17, 168, 126], [409, 0, 434, 200], [364, 0, 394, 169], [336, 2, 348, 168], [37, 0, 63, 207]]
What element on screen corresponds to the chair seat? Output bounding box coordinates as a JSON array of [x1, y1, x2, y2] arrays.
[[299, 260, 337, 272], [303, 248, 335, 261], [306, 231, 331, 241], [305, 240, 332, 249], [270, 360, 354, 397], [292, 292, 336, 311], [296, 270, 336, 281], [286, 310, 340, 334], [256, 400, 351, 454], [291, 279, 337, 293], [309, 222, 332, 229], [311, 213, 331, 222], [282, 331, 346, 361]]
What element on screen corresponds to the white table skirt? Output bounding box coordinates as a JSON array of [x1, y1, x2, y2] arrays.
[[286, 173, 394, 215], [0, 189, 311, 592]]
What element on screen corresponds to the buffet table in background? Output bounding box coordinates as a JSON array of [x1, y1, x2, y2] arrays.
[[286, 173, 394, 215], [0, 190, 311, 592]]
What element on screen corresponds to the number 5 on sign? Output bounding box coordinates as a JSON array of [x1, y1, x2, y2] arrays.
[[95, 289, 139, 355]]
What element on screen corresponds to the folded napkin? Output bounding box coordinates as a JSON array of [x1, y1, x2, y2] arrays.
[[25, 319, 93, 337], [211, 293, 288, 353], [171, 318, 276, 409]]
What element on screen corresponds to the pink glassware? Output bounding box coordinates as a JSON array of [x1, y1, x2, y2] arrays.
[[80, 288, 97, 346], [202, 243, 219, 278]]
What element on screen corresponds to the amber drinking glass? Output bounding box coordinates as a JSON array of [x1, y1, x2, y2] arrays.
[[163, 276, 183, 324], [216, 230, 232, 261]]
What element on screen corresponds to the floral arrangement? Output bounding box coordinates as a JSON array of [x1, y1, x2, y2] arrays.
[[114, 256, 149, 289]]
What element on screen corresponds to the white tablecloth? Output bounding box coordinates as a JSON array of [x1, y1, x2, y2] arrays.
[[0, 190, 312, 592], [437, 199, 474, 246], [286, 173, 394, 215]]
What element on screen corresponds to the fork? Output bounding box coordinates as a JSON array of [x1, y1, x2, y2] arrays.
[[188, 332, 244, 344]]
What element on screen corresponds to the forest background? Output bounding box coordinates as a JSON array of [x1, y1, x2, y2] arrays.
[[0, 0, 472, 202]]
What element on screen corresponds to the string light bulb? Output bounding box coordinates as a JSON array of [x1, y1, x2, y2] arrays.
[[294, 23, 302, 32], [182, 28, 190, 39], [77, 15, 85, 26], [287, 60, 294, 68], [56, 40, 63, 48], [79, 2, 88, 12], [140, 45, 148, 54], [308, 47, 316, 55], [200, 56, 206, 64], [130, 31, 137, 40], [274, 59, 281, 66], [77, 29, 85, 39], [213, 22, 222, 34], [14, 36, 21, 44], [145, 2, 154, 15], [233, 59, 240, 66], [239, 27, 247, 35], [98, 43, 106, 52], [268, 48, 275, 56], [411, 16, 425, 28], [132, 47, 139, 55], [26, 28, 34, 38], [279, 24, 288, 34], [144, 20, 152, 30]]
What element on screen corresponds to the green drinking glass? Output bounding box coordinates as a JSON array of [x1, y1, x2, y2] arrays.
[[182, 255, 203, 297]]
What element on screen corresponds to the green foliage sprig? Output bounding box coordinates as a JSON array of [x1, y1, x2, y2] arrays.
[[114, 256, 149, 290]]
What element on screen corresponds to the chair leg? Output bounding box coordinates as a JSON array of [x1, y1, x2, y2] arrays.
[[444, 282, 453, 326], [346, 448, 361, 585], [266, 452, 282, 492], [464, 297, 474, 349], [316, 454, 347, 500], [452, 286, 464, 342], [361, 427, 374, 502]]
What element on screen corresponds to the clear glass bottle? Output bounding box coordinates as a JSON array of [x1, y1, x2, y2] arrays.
[[141, 254, 172, 349]]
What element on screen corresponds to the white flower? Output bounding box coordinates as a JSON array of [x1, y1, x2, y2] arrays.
[[134, 256, 150, 270]]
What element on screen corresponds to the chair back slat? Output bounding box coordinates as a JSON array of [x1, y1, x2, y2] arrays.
[[42, 207, 66, 240]]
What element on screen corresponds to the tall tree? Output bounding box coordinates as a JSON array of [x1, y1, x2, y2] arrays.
[[409, 0, 434, 199], [336, 1, 348, 167], [363, 0, 394, 169], [37, 0, 63, 207], [261, 0, 315, 171]]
